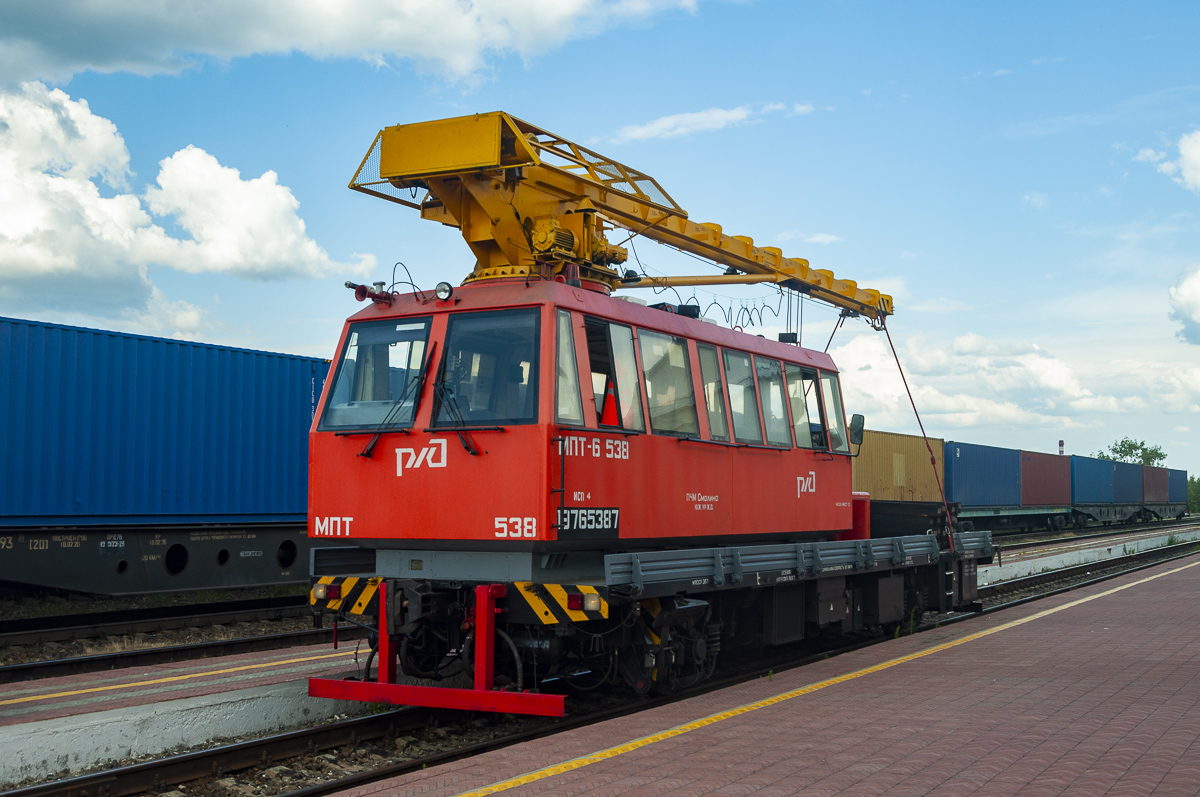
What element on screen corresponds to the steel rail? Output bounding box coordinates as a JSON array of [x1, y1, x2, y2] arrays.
[[1, 706, 434, 797], [0, 625, 367, 684], [995, 519, 1199, 555], [992, 514, 1195, 547], [0, 601, 311, 649]]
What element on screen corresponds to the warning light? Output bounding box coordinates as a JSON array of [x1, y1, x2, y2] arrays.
[[567, 593, 583, 611]]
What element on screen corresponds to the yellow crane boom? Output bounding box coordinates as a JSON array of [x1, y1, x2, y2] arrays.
[[349, 111, 893, 323]]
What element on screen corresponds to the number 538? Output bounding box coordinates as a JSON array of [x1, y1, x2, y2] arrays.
[[494, 517, 537, 538]]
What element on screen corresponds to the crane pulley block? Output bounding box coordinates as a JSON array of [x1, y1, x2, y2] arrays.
[[349, 111, 893, 322]]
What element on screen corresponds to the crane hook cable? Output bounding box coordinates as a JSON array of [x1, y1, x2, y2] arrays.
[[882, 320, 956, 550]]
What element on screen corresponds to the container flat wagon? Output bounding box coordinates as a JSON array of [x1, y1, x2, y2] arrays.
[[851, 429, 954, 536], [0, 317, 329, 594], [855, 434, 1188, 533]]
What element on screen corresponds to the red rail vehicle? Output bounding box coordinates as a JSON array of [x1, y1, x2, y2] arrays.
[[307, 113, 994, 716]]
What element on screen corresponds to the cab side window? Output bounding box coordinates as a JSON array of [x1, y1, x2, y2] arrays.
[[637, 330, 699, 437], [820, 372, 851, 453], [697, 344, 730, 442], [755, 357, 792, 447], [555, 310, 584, 425], [584, 318, 645, 431], [784, 363, 827, 449], [722, 350, 763, 444]]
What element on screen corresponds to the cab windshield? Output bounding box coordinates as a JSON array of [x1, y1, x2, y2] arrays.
[[432, 308, 539, 426], [318, 317, 431, 431]]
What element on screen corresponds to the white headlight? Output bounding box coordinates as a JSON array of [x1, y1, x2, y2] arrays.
[[583, 593, 602, 612], [435, 282, 454, 301]]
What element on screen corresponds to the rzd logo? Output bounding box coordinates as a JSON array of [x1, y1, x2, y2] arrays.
[[395, 438, 447, 477], [797, 471, 817, 495]]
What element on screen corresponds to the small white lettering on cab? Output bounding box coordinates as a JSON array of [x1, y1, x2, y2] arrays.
[[314, 516, 354, 536]]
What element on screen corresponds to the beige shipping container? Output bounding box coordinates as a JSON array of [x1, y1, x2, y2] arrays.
[[852, 430, 946, 503]]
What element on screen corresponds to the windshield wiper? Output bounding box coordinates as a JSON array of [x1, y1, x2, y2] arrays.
[[359, 341, 438, 459], [431, 380, 481, 456]]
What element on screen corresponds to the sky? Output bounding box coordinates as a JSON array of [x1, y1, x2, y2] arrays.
[[1, 1, 1198, 473]]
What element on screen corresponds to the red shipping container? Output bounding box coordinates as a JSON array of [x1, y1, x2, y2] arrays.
[[1143, 465, 1169, 503], [1020, 450, 1072, 506]]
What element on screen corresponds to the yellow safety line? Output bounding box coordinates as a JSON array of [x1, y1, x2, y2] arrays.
[[454, 558, 1200, 796], [0, 650, 357, 707]]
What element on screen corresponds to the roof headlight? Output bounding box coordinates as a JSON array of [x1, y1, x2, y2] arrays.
[[434, 282, 454, 301]]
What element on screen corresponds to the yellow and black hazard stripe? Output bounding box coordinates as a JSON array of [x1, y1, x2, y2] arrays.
[[310, 576, 382, 615], [512, 583, 609, 625]]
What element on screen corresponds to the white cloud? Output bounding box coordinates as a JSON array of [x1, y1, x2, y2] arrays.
[[144, 146, 374, 279], [793, 103, 815, 114], [909, 298, 973, 314], [610, 106, 756, 143], [1169, 263, 1200, 344], [776, 231, 843, 245], [0, 81, 369, 327], [0, 1, 697, 84], [1135, 148, 1166, 163], [1022, 192, 1048, 209], [1169, 130, 1200, 191], [830, 334, 1085, 431], [993, 69, 1012, 76]]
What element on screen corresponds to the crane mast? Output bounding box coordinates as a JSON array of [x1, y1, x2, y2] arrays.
[[349, 111, 893, 324]]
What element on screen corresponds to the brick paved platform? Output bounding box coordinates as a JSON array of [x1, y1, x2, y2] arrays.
[[0, 643, 362, 726], [335, 554, 1200, 796]]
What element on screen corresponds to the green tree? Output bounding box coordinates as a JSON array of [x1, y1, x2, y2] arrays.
[[1190, 475, 1199, 514], [1094, 437, 1167, 467]]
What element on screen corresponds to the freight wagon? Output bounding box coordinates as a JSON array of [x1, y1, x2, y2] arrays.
[[851, 430, 953, 536], [854, 431, 1188, 533], [0, 317, 329, 594]]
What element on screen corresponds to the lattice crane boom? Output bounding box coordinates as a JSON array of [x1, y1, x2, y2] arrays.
[[349, 112, 893, 323]]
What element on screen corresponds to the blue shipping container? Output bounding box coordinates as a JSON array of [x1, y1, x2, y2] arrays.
[[0, 317, 329, 525], [943, 441, 1021, 508], [1070, 456, 1113, 504], [1168, 469, 1188, 504], [1113, 461, 1143, 504]]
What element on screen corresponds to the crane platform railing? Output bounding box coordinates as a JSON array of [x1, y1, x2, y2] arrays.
[[349, 111, 892, 324]]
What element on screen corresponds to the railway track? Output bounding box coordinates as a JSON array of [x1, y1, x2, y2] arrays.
[[2, 628, 895, 797], [11, 537, 1200, 797], [991, 514, 1194, 547], [0, 595, 309, 646], [0, 624, 367, 684], [0, 595, 353, 684]]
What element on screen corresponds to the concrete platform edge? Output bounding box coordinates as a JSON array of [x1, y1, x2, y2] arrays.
[[0, 681, 368, 787]]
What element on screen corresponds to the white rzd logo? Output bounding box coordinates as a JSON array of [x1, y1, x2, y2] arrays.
[[797, 471, 817, 495], [395, 438, 447, 477]]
